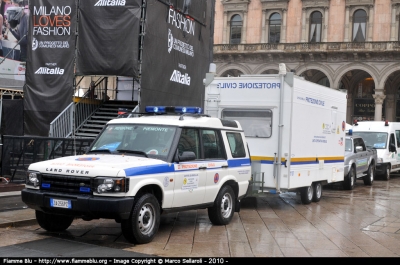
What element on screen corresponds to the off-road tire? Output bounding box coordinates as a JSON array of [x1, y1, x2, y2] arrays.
[[35, 210, 74, 232], [121, 193, 160, 244], [363, 164, 374, 186], [343, 167, 355, 190], [383, 164, 391, 181], [208, 185, 236, 225]]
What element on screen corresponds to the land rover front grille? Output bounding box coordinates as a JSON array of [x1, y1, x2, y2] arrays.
[[40, 174, 92, 194]]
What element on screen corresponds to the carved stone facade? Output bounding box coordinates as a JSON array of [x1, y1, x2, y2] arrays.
[[213, 0, 400, 122]]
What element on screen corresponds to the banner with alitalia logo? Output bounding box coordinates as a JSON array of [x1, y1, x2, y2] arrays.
[[24, 0, 77, 136], [140, 0, 212, 111]]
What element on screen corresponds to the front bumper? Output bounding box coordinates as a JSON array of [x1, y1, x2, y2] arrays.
[[21, 188, 135, 220]]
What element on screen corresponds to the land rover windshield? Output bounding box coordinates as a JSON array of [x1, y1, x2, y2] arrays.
[[353, 132, 387, 149], [90, 124, 177, 161]]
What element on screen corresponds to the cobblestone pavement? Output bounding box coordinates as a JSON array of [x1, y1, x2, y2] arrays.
[[1, 176, 400, 257]]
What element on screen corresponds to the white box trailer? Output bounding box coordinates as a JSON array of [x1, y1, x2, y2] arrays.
[[203, 67, 347, 204]]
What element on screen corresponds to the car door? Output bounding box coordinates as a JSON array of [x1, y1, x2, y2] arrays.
[[172, 128, 207, 208], [354, 138, 368, 176]]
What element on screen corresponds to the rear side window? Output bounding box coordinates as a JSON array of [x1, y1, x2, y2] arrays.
[[201, 130, 225, 159], [222, 109, 272, 138], [226, 132, 246, 158]]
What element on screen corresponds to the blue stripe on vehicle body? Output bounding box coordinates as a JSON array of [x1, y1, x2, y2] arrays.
[[124, 159, 251, 177]]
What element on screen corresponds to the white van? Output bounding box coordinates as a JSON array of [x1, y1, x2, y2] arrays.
[[351, 120, 400, 180]]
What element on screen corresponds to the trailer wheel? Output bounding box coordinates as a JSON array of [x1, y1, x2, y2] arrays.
[[363, 164, 374, 186], [36, 211, 74, 232], [121, 193, 160, 244], [343, 167, 355, 190], [383, 165, 390, 181], [208, 185, 235, 225], [300, 185, 313, 204], [312, 182, 322, 202]]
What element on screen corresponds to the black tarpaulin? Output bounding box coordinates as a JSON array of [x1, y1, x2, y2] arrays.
[[24, 0, 77, 136], [76, 0, 141, 76], [140, 0, 212, 111]]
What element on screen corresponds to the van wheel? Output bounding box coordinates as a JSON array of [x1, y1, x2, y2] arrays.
[[300, 185, 313, 204], [36, 211, 74, 232], [343, 167, 355, 190], [208, 185, 235, 225], [363, 164, 374, 186], [312, 182, 322, 202], [121, 193, 160, 244], [383, 165, 390, 181]]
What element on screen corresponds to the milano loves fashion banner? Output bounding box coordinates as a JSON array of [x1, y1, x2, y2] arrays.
[[25, 0, 76, 136]]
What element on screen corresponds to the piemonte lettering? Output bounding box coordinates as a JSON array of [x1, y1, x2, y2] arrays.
[[168, 8, 195, 36], [33, 6, 72, 36]]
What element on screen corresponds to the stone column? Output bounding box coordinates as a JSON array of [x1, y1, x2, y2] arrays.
[[281, 9, 287, 43], [223, 11, 228, 44], [242, 11, 248, 44], [390, 4, 397, 41], [301, 8, 307, 42], [323, 7, 329, 42], [367, 5, 374, 41], [261, 10, 267, 43], [344, 6, 350, 42], [373, 93, 386, 121]]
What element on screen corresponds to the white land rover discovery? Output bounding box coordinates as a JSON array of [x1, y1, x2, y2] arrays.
[[22, 106, 251, 244]]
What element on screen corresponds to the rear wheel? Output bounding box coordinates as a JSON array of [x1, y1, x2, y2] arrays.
[[343, 167, 355, 190], [363, 164, 374, 185], [383, 165, 390, 181], [208, 185, 235, 225], [312, 182, 322, 202], [36, 211, 74, 232], [300, 185, 313, 204]]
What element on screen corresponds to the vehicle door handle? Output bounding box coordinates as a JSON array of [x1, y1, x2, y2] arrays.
[[199, 166, 207, 170], [222, 164, 228, 168]]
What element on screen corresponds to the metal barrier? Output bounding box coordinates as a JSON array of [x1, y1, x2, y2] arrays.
[[49, 102, 74, 138], [1, 135, 94, 182]]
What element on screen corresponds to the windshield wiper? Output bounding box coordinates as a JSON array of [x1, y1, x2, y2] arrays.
[[88, 149, 111, 153], [117, 149, 148, 158]]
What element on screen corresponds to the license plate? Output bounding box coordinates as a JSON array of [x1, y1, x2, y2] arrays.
[[50, 198, 71, 209]]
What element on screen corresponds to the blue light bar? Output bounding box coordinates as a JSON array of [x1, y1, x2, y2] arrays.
[[145, 106, 203, 114]]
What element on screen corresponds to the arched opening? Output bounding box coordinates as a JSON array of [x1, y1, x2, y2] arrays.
[[309, 11, 322, 43], [269, 13, 281, 43], [230, 15, 242, 44], [220, 69, 244, 77], [353, 9, 367, 42], [339, 70, 378, 122]]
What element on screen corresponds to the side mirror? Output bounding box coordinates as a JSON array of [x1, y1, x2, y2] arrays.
[[355, 146, 363, 153], [178, 151, 196, 162]]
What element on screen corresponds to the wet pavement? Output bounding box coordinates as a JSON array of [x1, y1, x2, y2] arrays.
[[1, 176, 400, 257]]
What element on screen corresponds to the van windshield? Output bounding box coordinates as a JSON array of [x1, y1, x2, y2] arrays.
[[353, 132, 387, 149], [90, 124, 177, 161]]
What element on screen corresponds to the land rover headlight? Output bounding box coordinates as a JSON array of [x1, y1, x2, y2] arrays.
[[93, 177, 128, 194], [26, 171, 40, 187]]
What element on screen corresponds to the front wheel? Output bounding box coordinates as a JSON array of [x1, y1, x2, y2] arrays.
[[121, 193, 160, 244], [300, 185, 313, 204], [35, 211, 74, 232], [208, 185, 235, 225], [363, 164, 374, 185], [383, 165, 391, 181], [343, 167, 355, 190]]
